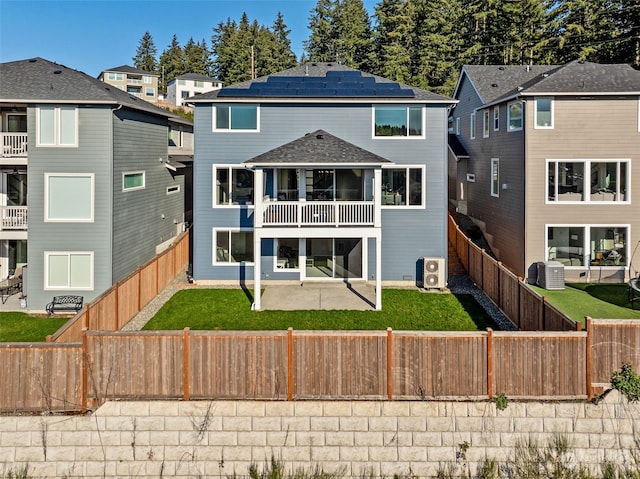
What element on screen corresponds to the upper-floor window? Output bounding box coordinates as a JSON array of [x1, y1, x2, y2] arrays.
[[214, 105, 259, 131], [214, 166, 254, 206], [143, 75, 153, 84], [493, 106, 499, 131], [123, 171, 145, 191], [491, 158, 499, 197], [107, 72, 124, 81], [145, 88, 155, 97], [470, 112, 476, 139], [381, 166, 424, 206], [178, 79, 186, 86], [37, 106, 77, 147], [535, 97, 553, 128], [508, 101, 523, 131], [45, 173, 94, 222], [373, 106, 423, 138], [456, 117, 461, 135], [194, 81, 205, 88], [547, 159, 628, 203], [482, 110, 490, 138]]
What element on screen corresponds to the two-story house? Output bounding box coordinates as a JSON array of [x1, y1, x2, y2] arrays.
[[98, 65, 159, 102], [189, 62, 453, 310], [449, 60, 640, 282], [0, 57, 189, 310], [167, 73, 222, 107]]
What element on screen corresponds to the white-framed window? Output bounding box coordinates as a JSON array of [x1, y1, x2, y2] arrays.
[[123, 171, 145, 191], [275, 238, 300, 270], [213, 229, 254, 264], [546, 225, 628, 268], [214, 105, 259, 131], [493, 106, 499, 131], [508, 101, 523, 131], [535, 97, 553, 128], [381, 166, 425, 207], [213, 165, 254, 206], [546, 159, 629, 203], [167, 185, 180, 195], [45, 173, 94, 222], [470, 112, 476, 139], [143, 75, 153, 84], [37, 106, 78, 146], [178, 79, 186, 86], [491, 158, 499, 197], [45, 251, 94, 290], [373, 106, 424, 138], [181, 91, 190, 99], [455, 117, 461, 135], [107, 72, 124, 81], [194, 81, 205, 88], [483, 110, 490, 138], [145, 88, 155, 97]]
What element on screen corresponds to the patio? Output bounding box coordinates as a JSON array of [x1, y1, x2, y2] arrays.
[[258, 281, 377, 310]]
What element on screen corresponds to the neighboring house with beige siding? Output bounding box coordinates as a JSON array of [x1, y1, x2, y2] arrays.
[[449, 61, 640, 283]]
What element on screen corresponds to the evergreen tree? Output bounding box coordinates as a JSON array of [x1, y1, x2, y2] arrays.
[[614, 0, 640, 68], [271, 12, 298, 72], [305, 0, 339, 61], [184, 37, 211, 75], [159, 34, 185, 92], [132, 31, 158, 73], [334, 0, 373, 70], [373, 0, 415, 83]]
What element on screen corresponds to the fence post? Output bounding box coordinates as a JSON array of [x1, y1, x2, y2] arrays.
[[387, 328, 393, 400], [155, 256, 160, 295], [81, 328, 88, 413], [542, 297, 547, 331], [487, 328, 494, 399], [84, 303, 90, 330], [114, 282, 120, 331], [137, 267, 142, 312], [585, 317, 593, 400], [517, 278, 523, 330], [497, 262, 502, 310], [287, 328, 293, 401], [183, 328, 190, 401]]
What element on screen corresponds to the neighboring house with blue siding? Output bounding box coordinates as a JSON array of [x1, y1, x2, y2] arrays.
[[448, 61, 640, 282], [0, 57, 190, 310], [189, 62, 454, 310]]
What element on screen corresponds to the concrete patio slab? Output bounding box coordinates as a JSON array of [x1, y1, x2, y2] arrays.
[[259, 282, 376, 310]]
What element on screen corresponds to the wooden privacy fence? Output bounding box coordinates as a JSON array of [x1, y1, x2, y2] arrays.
[[448, 215, 579, 331], [48, 229, 190, 343], [1, 320, 638, 413]]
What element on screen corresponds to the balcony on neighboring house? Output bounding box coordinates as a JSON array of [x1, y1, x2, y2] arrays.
[[126, 78, 143, 86], [1, 133, 28, 158], [0, 206, 28, 230]]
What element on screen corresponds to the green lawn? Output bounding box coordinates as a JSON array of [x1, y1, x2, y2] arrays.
[[0, 312, 69, 342], [143, 288, 498, 331], [529, 282, 640, 325]]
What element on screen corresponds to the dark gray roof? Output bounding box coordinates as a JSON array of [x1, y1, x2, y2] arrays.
[[245, 129, 392, 165], [173, 73, 219, 82], [0, 57, 183, 121], [101, 65, 157, 76], [459, 65, 557, 103], [191, 62, 452, 103], [448, 134, 469, 159]]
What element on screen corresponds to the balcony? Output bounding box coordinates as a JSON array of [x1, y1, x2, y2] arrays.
[[1, 206, 28, 230], [127, 78, 143, 86], [259, 200, 376, 227], [1, 133, 28, 157]]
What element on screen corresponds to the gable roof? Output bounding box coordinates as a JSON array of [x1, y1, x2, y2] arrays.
[[0, 57, 182, 120], [101, 65, 158, 76], [191, 62, 453, 103], [244, 129, 392, 166], [172, 73, 220, 82]]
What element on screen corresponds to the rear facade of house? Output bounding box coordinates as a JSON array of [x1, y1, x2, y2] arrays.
[[190, 63, 453, 309], [449, 61, 640, 282]]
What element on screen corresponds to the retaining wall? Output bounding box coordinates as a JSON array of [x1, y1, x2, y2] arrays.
[[1, 395, 638, 478]]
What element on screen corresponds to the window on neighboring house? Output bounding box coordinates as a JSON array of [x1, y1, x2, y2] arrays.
[[45, 251, 94, 290], [493, 106, 499, 131], [143, 75, 153, 84], [448, 117, 454, 133], [483, 110, 490, 138], [123, 171, 145, 191], [181, 91, 190, 99], [547, 159, 628, 202], [214, 105, 259, 131], [107, 72, 124, 81], [381, 166, 424, 206], [214, 166, 254, 205], [470, 112, 476, 139], [508, 101, 523, 131], [145, 88, 155, 97], [456, 117, 461, 135], [214, 230, 254, 264], [37, 106, 77, 146], [45, 173, 94, 222], [535, 97, 553, 128], [167, 185, 180, 195], [194, 81, 205, 88], [276, 238, 299, 270], [491, 158, 499, 197], [373, 106, 424, 137], [178, 79, 186, 86], [546, 225, 628, 267]]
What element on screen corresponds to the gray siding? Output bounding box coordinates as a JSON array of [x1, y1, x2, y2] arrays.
[[193, 102, 449, 282], [112, 109, 184, 281], [27, 105, 113, 310]]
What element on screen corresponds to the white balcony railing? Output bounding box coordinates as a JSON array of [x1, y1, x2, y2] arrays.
[[261, 200, 375, 227], [1, 206, 28, 230], [127, 78, 143, 85], [1, 133, 28, 157]]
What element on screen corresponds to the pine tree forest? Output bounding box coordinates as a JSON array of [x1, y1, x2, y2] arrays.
[[133, 0, 639, 96]]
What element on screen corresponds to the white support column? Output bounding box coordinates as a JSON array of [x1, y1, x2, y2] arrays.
[[373, 168, 382, 228], [253, 168, 264, 228], [375, 231, 382, 310], [253, 229, 261, 310]]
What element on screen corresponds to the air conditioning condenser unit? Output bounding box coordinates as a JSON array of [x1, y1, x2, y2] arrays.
[[423, 257, 446, 289], [537, 261, 565, 290]]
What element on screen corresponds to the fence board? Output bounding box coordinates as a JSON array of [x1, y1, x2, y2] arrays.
[[519, 285, 543, 331], [468, 244, 484, 287], [90, 289, 117, 331], [139, 261, 158, 310], [50, 311, 86, 343], [544, 302, 579, 331], [499, 269, 520, 327], [493, 332, 587, 397], [392, 332, 487, 398], [117, 272, 141, 329], [0, 343, 82, 412], [157, 249, 174, 292], [482, 256, 500, 305], [589, 320, 640, 384]]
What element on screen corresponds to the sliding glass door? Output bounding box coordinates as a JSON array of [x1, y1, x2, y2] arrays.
[[305, 238, 362, 279]]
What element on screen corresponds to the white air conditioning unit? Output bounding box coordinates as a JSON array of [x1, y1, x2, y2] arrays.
[[423, 257, 446, 289]]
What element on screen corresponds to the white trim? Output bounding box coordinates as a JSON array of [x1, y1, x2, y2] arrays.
[[534, 97, 554, 129], [44, 251, 94, 290], [507, 101, 523, 132], [490, 158, 499, 197], [380, 165, 426, 209], [470, 112, 476, 139], [36, 105, 78, 147], [212, 228, 255, 266], [44, 173, 95, 222], [482, 110, 490, 138], [372, 105, 426, 139], [166, 185, 181, 195], [493, 106, 499, 131], [455, 117, 461, 135], [213, 104, 260, 132], [212, 164, 255, 207], [122, 171, 146, 191]]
